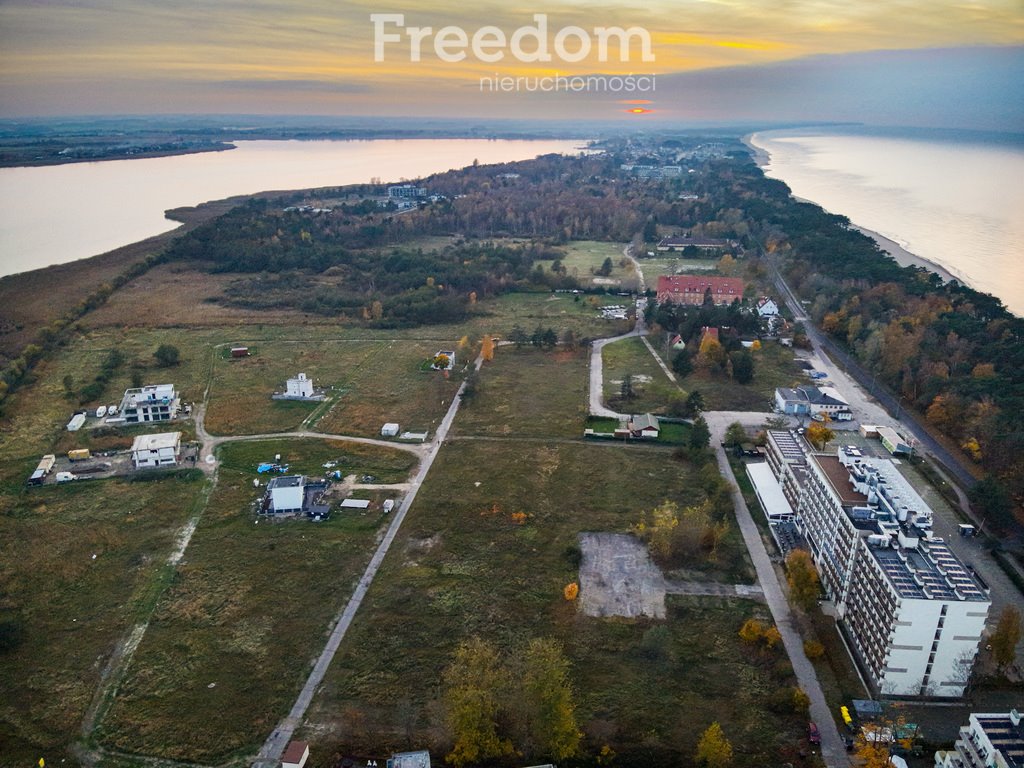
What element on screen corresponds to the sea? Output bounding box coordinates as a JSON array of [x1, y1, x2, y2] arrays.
[[0, 138, 583, 278], [748, 128, 1024, 316]]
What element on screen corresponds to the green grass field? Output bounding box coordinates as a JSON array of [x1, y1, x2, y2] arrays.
[[204, 339, 385, 435], [297, 440, 789, 766], [602, 336, 682, 415], [96, 439, 417, 762], [671, 342, 804, 412], [537, 240, 640, 291], [453, 346, 589, 439]]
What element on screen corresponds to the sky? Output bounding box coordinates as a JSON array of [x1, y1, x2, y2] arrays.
[[1, 0, 1022, 128]]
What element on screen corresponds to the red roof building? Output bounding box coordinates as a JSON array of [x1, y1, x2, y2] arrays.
[[281, 741, 310, 768], [656, 275, 744, 306]]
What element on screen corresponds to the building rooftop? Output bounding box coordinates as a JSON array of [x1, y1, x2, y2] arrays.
[[268, 475, 304, 489], [810, 454, 869, 506], [768, 430, 807, 463], [777, 385, 848, 407], [281, 740, 309, 765], [130, 432, 181, 452], [656, 275, 744, 296], [630, 413, 659, 431], [817, 451, 987, 602], [121, 383, 176, 410]]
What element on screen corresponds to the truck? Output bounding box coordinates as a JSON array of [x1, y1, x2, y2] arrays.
[[27, 454, 57, 486], [68, 448, 92, 462]]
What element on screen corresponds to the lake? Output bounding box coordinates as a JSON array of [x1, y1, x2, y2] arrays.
[[0, 138, 583, 277]]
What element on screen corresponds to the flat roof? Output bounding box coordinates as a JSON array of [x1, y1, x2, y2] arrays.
[[768, 430, 806, 463], [747, 462, 796, 519], [810, 454, 868, 506], [268, 475, 304, 488], [130, 432, 181, 451]]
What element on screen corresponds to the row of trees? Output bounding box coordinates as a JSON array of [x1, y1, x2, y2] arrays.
[[719, 158, 1023, 526], [443, 636, 580, 767]]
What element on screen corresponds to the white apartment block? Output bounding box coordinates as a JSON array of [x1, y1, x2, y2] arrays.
[[119, 384, 180, 423], [797, 447, 989, 697], [935, 710, 1024, 768]]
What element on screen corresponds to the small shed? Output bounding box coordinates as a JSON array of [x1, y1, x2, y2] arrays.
[[230, 346, 249, 358], [381, 423, 400, 437], [281, 741, 310, 768], [628, 413, 660, 439], [340, 498, 371, 510]]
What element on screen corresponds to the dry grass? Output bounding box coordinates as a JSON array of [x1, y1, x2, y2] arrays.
[[97, 439, 417, 763], [313, 341, 463, 438], [0, 474, 205, 763], [298, 440, 783, 767], [204, 340, 385, 435]]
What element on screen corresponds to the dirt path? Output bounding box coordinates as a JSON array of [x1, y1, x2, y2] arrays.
[[252, 353, 484, 767]]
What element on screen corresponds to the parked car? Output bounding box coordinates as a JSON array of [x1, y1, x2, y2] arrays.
[[808, 722, 821, 745]]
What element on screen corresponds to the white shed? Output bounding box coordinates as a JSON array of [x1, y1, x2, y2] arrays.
[[381, 422, 400, 437]]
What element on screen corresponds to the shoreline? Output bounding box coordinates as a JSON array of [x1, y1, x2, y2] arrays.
[[743, 131, 964, 287], [850, 224, 961, 285]]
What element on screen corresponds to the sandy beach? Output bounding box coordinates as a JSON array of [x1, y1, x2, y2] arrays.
[[850, 224, 961, 284]]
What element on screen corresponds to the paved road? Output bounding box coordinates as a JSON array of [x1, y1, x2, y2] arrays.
[[705, 412, 851, 767], [252, 356, 482, 767], [768, 255, 976, 491]]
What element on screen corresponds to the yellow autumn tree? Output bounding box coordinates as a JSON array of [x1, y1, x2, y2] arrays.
[[444, 637, 513, 768], [481, 334, 495, 362], [634, 501, 679, 560], [522, 638, 582, 761], [805, 420, 836, 450], [563, 582, 579, 601], [457, 335, 470, 351], [786, 549, 821, 611], [695, 722, 733, 768], [697, 334, 726, 368], [738, 618, 766, 644]]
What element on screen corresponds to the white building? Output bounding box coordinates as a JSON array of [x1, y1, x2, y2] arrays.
[[387, 184, 426, 199], [267, 475, 305, 513], [119, 384, 180, 423], [285, 373, 314, 398], [131, 432, 182, 468], [381, 423, 400, 437], [774, 385, 851, 419], [757, 297, 780, 317], [935, 710, 1024, 768], [797, 448, 990, 697]]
